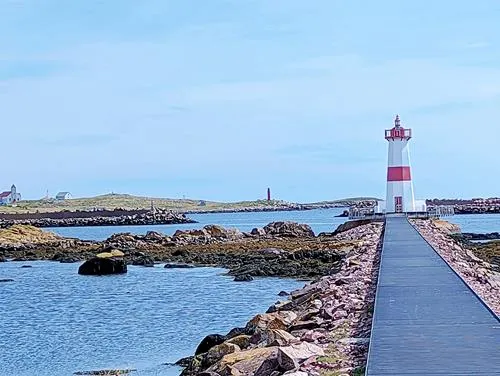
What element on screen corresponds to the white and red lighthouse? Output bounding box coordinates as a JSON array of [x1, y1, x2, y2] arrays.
[[385, 115, 416, 213]]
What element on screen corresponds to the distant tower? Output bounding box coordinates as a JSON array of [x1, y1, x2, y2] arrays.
[[11, 184, 16, 196], [385, 115, 415, 213], [267, 188, 271, 201]]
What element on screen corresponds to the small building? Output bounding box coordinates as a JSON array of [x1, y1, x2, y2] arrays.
[[55, 192, 72, 201], [0, 185, 21, 205]]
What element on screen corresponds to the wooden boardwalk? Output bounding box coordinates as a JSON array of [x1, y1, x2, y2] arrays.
[[365, 216, 500, 375]]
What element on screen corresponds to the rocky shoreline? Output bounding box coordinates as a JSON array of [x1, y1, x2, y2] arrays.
[[0, 221, 359, 280], [177, 222, 383, 376], [185, 203, 350, 215], [2, 218, 499, 375], [0, 208, 195, 228]]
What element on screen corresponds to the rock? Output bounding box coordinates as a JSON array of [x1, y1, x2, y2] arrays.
[[226, 334, 251, 349], [263, 222, 315, 238], [277, 343, 325, 371], [291, 284, 320, 301], [278, 290, 289, 297], [225, 327, 247, 339], [144, 231, 165, 241], [333, 219, 373, 234], [175, 356, 193, 367], [209, 347, 278, 376], [74, 369, 135, 375], [95, 249, 125, 259], [132, 256, 155, 267], [300, 330, 326, 343], [258, 248, 285, 255], [198, 372, 221, 376], [78, 257, 127, 275], [21, 265, 32, 268], [0, 278, 14, 283], [173, 228, 210, 243], [289, 320, 319, 331], [246, 312, 297, 334], [251, 228, 266, 236], [195, 334, 226, 355], [204, 225, 243, 240], [234, 274, 254, 282], [164, 263, 195, 269], [267, 329, 299, 347], [205, 342, 240, 365], [0, 256, 6, 262]]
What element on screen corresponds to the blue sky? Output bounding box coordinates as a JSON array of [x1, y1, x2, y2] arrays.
[[1, 0, 499, 201]]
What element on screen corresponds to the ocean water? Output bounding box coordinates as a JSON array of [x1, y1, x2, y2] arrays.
[[448, 213, 500, 234], [46, 208, 500, 241], [0, 261, 303, 376], [47, 208, 349, 241]]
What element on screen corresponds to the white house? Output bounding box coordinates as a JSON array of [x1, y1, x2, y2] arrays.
[[0, 185, 21, 205], [55, 192, 72, 200]]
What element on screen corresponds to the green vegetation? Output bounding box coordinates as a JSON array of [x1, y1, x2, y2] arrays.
[[0, 193, 375, 214], [353, 366, 366, 376]]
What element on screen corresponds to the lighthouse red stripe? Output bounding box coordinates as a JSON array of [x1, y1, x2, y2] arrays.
[[387, 166, 411, 181]]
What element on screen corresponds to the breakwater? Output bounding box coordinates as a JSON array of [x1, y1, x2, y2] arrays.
[[0, 209, 195, 228]]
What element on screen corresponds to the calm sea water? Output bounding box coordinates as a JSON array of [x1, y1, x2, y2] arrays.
[[46, 208, 500, 241], [448, 213, 500, 233], [47, 208, 349, 241], [0, 262, 303, 376]]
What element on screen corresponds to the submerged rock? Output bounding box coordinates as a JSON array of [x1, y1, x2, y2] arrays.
[[164, 263, 194, 269], [74, 369, 135, 375], [234, 274, 254, 282], [78, 257, 127, 275], [0, 278, 14, 283]]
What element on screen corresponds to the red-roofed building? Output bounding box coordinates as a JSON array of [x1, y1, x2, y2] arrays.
[[0, 185, 21, 205]]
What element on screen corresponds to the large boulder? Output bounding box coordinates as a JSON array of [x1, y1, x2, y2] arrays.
[[173, 228, 210, 244], [278, 342, 325, 371], [205, 342, 240, 366], [203, 225, 243, 240], [208, 347, 279, 376], [195, 334, 226, 355], [246, 312, 297, 335], [263, 222, 315, 238], [78, 256, 127, 275], [132, 255, 155, 267], [277, 342, 325, 371]]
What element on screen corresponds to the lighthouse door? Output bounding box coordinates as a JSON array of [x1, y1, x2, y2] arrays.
[[395, 196, 403, 213]]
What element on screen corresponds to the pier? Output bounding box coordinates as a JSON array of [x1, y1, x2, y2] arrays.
[[365, 215, 500, 375]]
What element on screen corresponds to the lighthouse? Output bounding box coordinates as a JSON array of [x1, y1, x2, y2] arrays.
[[385, 115, 416, 213]]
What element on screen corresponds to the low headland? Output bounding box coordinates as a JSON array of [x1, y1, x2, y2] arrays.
[[0, 193, 373, 215], [1, 217, 499, 375], [0, 194, 375, 229]]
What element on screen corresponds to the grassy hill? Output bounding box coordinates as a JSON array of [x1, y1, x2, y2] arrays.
[[0, 193, 377, 214]]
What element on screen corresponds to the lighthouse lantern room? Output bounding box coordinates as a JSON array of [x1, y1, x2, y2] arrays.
[[385, 115, 416, 213]]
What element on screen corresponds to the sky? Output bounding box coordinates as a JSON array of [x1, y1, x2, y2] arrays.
[[1, 0, 500, 202]]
